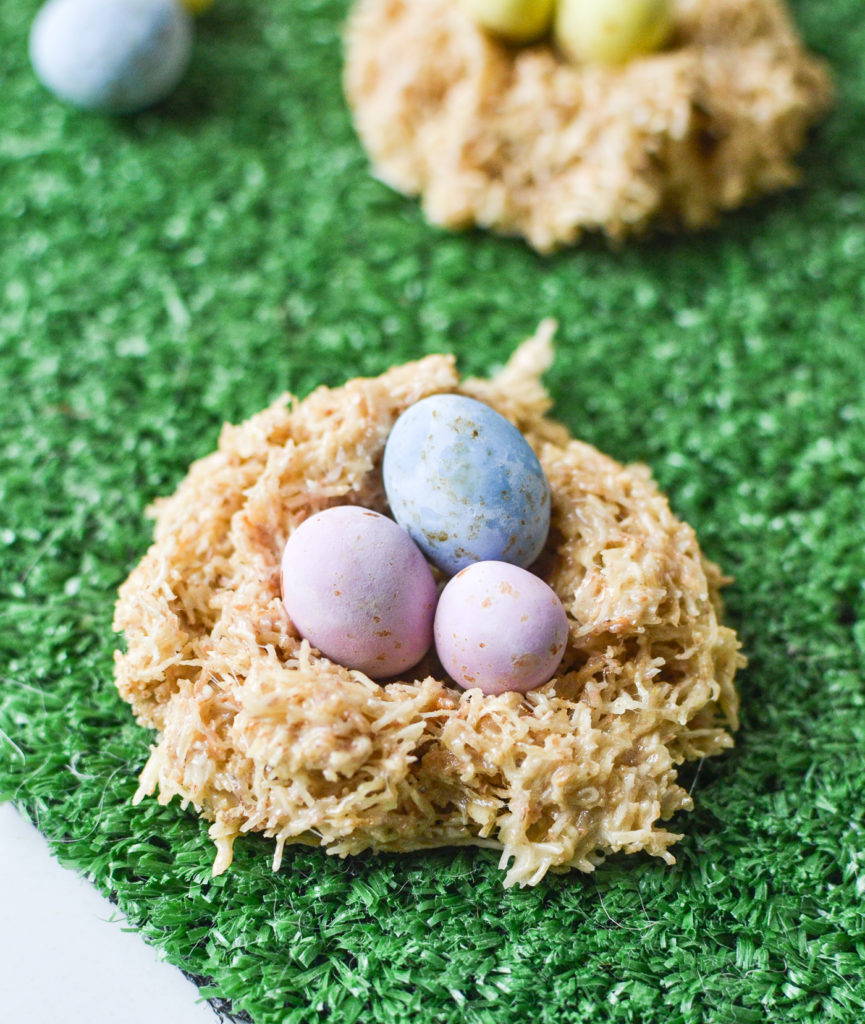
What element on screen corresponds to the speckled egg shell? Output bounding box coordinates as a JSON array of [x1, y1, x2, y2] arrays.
[[29, 0, 192, 114], [281, 506, 437, 679], [383, 394, 550, 576], [434, 561, 568, 695]]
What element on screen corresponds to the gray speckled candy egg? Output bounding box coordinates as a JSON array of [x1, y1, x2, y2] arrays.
[[434, 561, 569, 694], [280, 506, 437, 679], [383, 395, 550, 576]]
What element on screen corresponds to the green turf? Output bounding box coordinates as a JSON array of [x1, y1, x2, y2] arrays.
[[2, 0, 864, 1021]]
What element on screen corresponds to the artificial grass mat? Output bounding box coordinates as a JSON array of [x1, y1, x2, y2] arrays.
[[1, 0, 864, 1021]]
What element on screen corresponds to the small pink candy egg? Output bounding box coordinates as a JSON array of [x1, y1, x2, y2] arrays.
[[434, 561, 568, 695], [281, 506, 437, 679]]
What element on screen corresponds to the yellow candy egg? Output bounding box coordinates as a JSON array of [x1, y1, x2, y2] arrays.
[[179, 0, 212, 14], [460, 0, 555, 44], [554, 0, 672, 65]]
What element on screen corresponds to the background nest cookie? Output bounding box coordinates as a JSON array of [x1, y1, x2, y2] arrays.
[[114, 326, 743, 887], [344, 0, 832, 251]]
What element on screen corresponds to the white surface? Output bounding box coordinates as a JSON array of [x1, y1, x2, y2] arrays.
[[0, 803, 218, 1024]]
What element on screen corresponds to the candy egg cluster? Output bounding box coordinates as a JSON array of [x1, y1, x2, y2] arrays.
[[458, 0, 673, 65], [281, 396, 568, 694]]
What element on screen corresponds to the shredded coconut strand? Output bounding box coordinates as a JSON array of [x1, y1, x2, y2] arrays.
[[114, 323, 743, 887], [344, 0, 832, 251]]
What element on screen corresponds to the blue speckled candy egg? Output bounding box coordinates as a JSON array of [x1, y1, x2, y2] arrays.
[[383, 395, 551, 576], [434, 561, 568, 695], [280, 506, 438, 679], [29, 0, 193, 115]]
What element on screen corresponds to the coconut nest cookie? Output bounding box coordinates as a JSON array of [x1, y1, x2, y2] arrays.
[[114, 323, 743, 887], [344, 0, 832, 251]]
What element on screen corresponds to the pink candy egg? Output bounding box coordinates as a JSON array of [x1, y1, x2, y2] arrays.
[[281, 506, 437, 679], [434, 561, 568, 695]]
